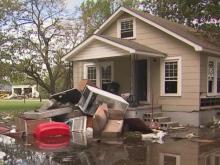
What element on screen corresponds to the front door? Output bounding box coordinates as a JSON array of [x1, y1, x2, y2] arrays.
[[135, 60, 148, 102]]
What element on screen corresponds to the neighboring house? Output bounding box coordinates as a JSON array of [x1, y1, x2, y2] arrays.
[[62, 7, 220, 126], [12, 85, 39, 98], [0, 84, 12, 93]]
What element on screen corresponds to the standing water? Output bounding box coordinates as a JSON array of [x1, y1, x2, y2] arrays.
[[1, 128, 220, 165]]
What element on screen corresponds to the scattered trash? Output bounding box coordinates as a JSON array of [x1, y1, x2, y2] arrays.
[[9, 125, 16, 133], [185, 133, 199, 139], [0, 134, 15, 145], [50, 88, 81, 104], [141, 130, 167, 144], [0, 151, 6, 159], [169, 126, 186, 130], [8, 80, 186, 145]]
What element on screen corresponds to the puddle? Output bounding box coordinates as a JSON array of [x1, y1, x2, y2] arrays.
[[1, 128, 220, 165]]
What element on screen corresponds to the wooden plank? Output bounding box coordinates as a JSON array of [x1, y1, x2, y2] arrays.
[[23, 107, 73, 119]]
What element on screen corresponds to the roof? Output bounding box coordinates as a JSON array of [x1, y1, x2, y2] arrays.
[[99, 35, 165, 56], [62, 35, 166, 61], [0, 84, 12, 92], [95, 6, 220, 55]]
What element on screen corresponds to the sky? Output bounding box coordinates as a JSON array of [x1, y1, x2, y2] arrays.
[[66, 0, 85, 9]]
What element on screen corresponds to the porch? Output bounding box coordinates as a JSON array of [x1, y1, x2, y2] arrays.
[[65, 35, 166, 106]]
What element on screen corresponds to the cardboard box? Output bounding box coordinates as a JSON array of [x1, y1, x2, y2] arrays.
[[101, 120, 124, 138]]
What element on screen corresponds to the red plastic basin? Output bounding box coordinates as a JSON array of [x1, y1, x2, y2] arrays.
[[34, 122, 70, 138], [36, 135, 70, 150]]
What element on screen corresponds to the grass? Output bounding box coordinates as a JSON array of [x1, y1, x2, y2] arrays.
[[0, 99, 46, 114]]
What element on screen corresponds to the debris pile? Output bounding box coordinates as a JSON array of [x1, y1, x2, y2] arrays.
[[14, 81, 130, 139], [0, 80, 168, 147]]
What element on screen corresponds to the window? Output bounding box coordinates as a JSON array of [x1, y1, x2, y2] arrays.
[[208, 60, 215, 93], [84, 63, 96, 85], [84, 62, 113, 89], [207, 57, 220, 95], [101, 64, 113, 90], [161, 57, 181, 96], [118, 18, 136, 39]]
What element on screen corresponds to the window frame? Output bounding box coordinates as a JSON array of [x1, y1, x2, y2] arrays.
[[117, 17, 136, 39], [83, 63, 97, 85], [100, 62, 114, 88], [84, 62, 114, 88], [207, 56, 220, 96], [160, 56, 182, 97]]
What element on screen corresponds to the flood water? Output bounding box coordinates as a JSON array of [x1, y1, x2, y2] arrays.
[[1, 128, 220, 165]]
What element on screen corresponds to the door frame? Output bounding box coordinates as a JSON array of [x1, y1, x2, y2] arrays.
[[133, 57, 151, 104]]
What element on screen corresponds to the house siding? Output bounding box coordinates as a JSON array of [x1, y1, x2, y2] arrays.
[[102, 13, 201, 112], [71, 40, 128, 61], [73, 61, 85, 88]]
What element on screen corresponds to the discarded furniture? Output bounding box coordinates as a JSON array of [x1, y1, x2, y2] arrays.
[[78, 85, 129, 115], [92, 104, 125, 137], [23, 107, 73, 119], [66, 116, 87, 132], [93, 104, 108, 135], [15, 117, 51, 135], [101, 120, 124, 138], [50, 88, 81, 104], [34, 122, 70, 138]]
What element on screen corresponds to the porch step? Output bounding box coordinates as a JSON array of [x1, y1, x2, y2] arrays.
[[143, 112, 163, 118], [144, 111, 179, 130], [160, 121, 179, 130]]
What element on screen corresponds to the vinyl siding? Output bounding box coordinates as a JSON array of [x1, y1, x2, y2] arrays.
[[73, 61, 85, 88], [71, 40, 128, 61], [102, 13, 201, 111]]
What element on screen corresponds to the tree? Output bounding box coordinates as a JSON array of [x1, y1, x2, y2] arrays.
[[0, 0, 21, 84], [80, 0, 141, 37], [10, 0, 83, 94], [141, 0, 220, 46]]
